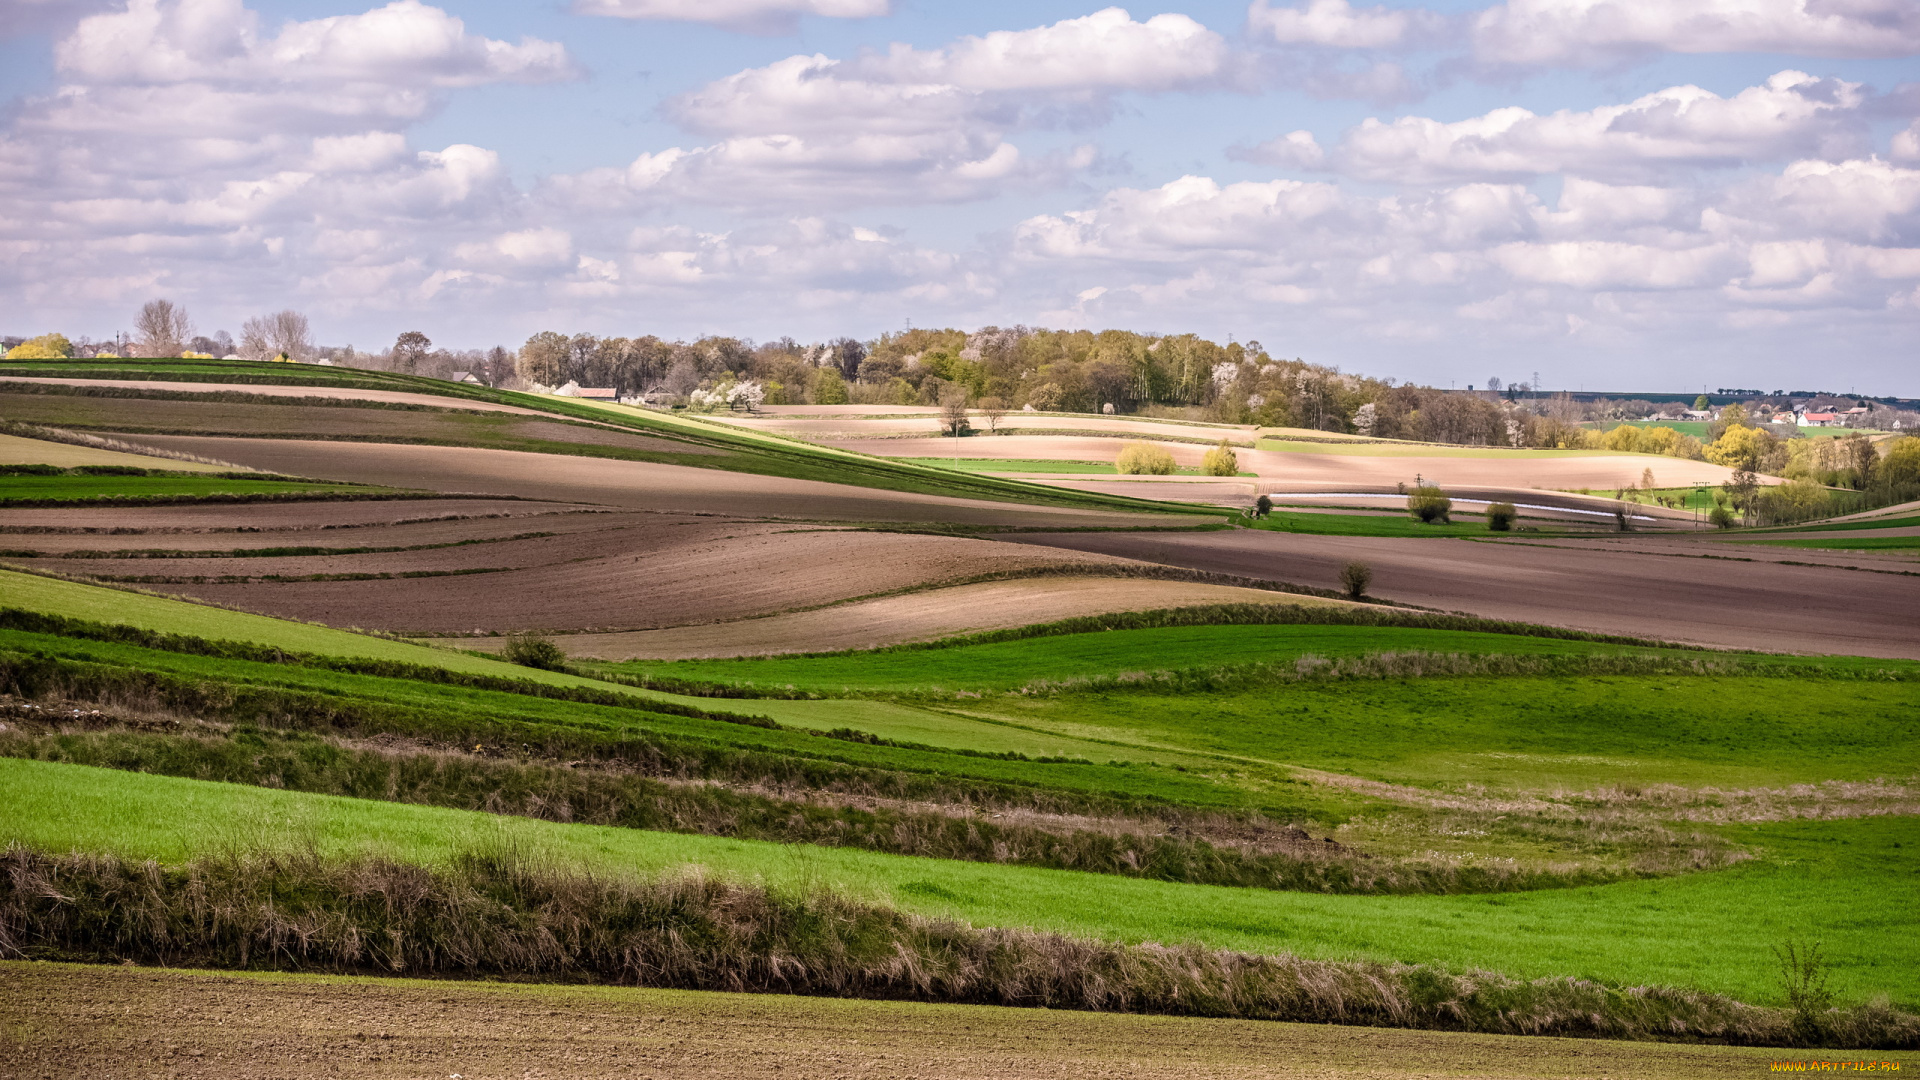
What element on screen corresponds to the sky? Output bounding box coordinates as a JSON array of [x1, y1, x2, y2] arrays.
[[2, 0, 1918, 394]]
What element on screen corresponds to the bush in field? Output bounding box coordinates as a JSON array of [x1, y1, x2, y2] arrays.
[[1709, 506, 1737, 529], [1486, 502, 1517, 531], [502, 633, 568, 671], [810, 367, 849, 405], [1883, 437, 1920, 487], [1603, 425, 1642, 452], [1115, 442, 1176, 475], [1202, 440, 1239, 476], [1339, 561, 1372, 598], [5, 333, 73, 359], [1407, 485, 1451, 523], [1254, 494, 1272, 518]]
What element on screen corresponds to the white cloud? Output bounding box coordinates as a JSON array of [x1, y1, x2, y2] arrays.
[[1247, 0, 1444, 49], [1473, 0, 1920, 66], [552, 10, 1220, 212], [1255, 71, 1868, 183], [571, 0, 887, 35], [863, 8, 1228, 93]]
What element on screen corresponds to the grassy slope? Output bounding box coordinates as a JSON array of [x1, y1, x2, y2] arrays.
[[5, 757, 1912, 1007], [598, 624, 1704, 692], [1756, 514, 1920, 534]]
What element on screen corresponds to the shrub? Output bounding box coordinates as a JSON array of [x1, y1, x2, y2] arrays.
[[502, 633, 568, 671], [1882, 437, 1920, 487], [1407, 485, 1451, 523], [4, 333, 73, 360], [1201, 440, 1239, 476], [1708, 506, 1737, 529], [1775, 939, 1836, 1046], [1339, 562, 1372, 599], [1254, 494, 1272, 518], [809, 367, 848, 405], [1486, 502, 1517, 531], [1115, 442, 1177, 475]]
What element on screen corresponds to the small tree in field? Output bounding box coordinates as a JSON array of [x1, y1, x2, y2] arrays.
[[1340, 561, 1372, 598], [1115, 442, 1176, 475], [939, 385, 972, 436], [1486, 502, 1517, 530], [978, 396, 1007, 433], [1254, 494, 1272, 518], [1407, 485, 1452, 523], [1202, 439, 1239, 476]]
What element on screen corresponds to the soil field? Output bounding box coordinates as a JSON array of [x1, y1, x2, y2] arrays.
[[1005, 529, 1920, 660], [0, 392, 707, 458], [0, 506, 621, 553], [0, 963, 1810, 1080], [0, 376, 550, 415], [131, 529, 1133, 634], [0, 497, 589, 534], [94, 436, 1203, 527], [439, 575, 1341, 658], [0, 432, 237, 472]]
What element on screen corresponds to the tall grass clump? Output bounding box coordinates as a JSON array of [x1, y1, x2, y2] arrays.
[[2, 845, 1913, 1048]]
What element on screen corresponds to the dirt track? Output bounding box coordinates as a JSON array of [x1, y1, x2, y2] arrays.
[[0, 962, 1804, 1080], [1005, 529, 1920, 659], [445, 576, 1339, 658]]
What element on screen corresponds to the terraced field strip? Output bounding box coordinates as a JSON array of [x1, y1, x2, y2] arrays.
[[0, 962, 1816, 1080], [0, 570, 762, 718], [0, 432, 238, 472], [5, 758, 1916, 1003], [1255, 439, 1638, 458]]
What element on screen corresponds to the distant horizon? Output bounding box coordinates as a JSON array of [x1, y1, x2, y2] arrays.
[[3, 0, 1918, 395]]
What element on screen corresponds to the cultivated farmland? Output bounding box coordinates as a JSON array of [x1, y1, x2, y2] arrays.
[[2, 357, 1915, 1075]]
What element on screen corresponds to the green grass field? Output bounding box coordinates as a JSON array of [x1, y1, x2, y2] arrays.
[[0, 474, 373, 502], [1595, 420, 1712, 438], [1720, 534, 1920, 551], [596, 624, 1697, 693], [1249, 510, 1522, 537], [5, 758, 1911, 1007]]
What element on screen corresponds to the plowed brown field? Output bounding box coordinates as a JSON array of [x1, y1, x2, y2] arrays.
[[137, 529, 1131, 634], [94, 436, 1199, 527], [0, 962, 1797, 1080], [1006, 529, 1920, 659], [440, 575, 1338, 658]]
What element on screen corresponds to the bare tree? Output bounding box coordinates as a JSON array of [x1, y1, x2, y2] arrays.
[[939, 384, 971, 437], [240, 311, 314, 361], [134, 299, 193, 357], [978, 395, 1007, 434]]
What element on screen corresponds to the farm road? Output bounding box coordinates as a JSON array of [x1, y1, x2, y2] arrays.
[[0, 962, 1797, 1080], [1005, 529, 1920, 660]]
